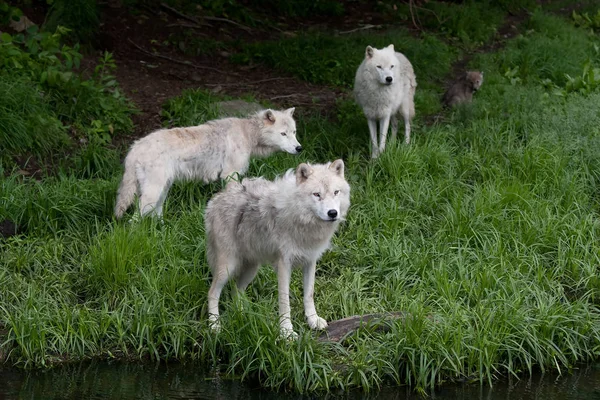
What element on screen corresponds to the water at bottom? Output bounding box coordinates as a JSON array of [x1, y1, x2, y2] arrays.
[[1, 361, 600, 400]]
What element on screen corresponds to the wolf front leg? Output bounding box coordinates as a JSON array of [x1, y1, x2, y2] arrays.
[[303, 260, 328, 330], [378, 115, 391, 154], [277, 258, 298, 339], [367, 119, 379, 159]]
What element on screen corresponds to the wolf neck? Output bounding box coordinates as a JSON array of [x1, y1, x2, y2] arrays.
[[248, 117, 277, 158]]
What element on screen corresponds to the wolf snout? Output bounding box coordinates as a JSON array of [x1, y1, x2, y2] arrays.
[[295, 146, 303, 153], [327, 209, 338, 220], [385, 76, 393, 84]]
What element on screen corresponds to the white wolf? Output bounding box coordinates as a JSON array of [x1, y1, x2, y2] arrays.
[[205, 159, 351, 338], [114, 108, 301, 219], [354, 44, 417, 158]]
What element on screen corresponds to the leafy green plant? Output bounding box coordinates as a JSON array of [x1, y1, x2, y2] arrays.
[[0, 12, 134, 172], [572, 9, 600, 30], [553, 60, 600, 96]]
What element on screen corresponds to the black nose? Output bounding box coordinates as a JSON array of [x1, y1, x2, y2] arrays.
[[386, 76, 393, 83], [295, 146, 303, 153], [327, 209, 338, 219]]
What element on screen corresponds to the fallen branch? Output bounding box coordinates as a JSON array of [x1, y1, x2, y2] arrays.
[[160, 2, 251, 33], [338, 24, 380, 35], [127, 39, 230, 74]]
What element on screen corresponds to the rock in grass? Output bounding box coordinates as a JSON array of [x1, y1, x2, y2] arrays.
[[318, 312, 408, 343]]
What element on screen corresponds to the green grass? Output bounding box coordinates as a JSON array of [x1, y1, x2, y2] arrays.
[[233, 30, 456, 116], [3, 6, 600, 395], [386, 0, 507, 48]]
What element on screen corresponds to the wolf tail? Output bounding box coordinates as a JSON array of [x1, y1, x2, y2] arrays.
[[114, 156, 137, 219]]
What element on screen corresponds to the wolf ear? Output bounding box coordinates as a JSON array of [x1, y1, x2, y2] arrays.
[[387, 44, 395, 51], [365, 45, 374, 59], [480, 71, 484, 76], [264, 110, 276, 124], [329, 159, 344, 177], [296, 163, 313, 183], [285, 107, 295, 117]]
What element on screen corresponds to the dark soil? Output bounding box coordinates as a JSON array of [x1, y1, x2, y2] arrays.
[[0, 219, 17, 239], [95, 3, 354, 139]]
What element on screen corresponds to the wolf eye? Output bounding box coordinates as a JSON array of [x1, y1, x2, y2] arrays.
[[280, 132, 287, 136], [376, 65, 382, 69], [334, 190, 340, 195], [313, 193, 321, 198]]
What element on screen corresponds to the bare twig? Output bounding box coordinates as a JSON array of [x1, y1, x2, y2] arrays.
[[166, 22, 212, 29], [204, 77, 296, 87], [203, 16, 252, 32], [127, 38, 231, 74], [160, 2, 202, 25], [270, 93, 301, 100], [160, 2, 251, 33], [409, 0, 421, 30], [338, 24, 380, 35]]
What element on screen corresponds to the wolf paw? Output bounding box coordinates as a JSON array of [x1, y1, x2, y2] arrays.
[[208, 315, 221, 333], [279, 326, 299, 340], [307, 315, 328, 330]]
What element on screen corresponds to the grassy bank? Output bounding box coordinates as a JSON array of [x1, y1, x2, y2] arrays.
[[3, 4, 600, 394]]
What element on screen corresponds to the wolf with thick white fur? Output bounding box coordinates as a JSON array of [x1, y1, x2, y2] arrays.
[[114, 108, 301, 219], [354, 44, 417, 158], [205, 159, 351, 338]]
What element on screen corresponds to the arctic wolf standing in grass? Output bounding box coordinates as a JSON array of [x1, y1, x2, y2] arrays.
[[114, 108, 301, 219], [354, 44, 417, 157], [205, 159, 351, 338]]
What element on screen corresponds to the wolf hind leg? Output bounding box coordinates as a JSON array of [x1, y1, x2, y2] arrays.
[[390, 114, 399, 143], [137, 168, 171, 218], [235, 262, 260, 292], [400, 100, 413, 145], [208, 255, 239, 332]]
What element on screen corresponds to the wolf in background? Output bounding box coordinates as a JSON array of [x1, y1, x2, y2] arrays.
[[442, 71, 484, 107], [354, 44, 417, 158]]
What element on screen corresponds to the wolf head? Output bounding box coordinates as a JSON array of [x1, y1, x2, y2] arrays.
[[466, 71, 484, 92], [364, 44, 398, 86], [258, 108, 302, 155], [295, 159, 351, 222]]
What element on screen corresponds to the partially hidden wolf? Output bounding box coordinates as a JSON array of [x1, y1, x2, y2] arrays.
[[442, 71, 484, 107], [354, 44, 417, 158], [114, 108, 301, 219], [205, 159, 351, 338]]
